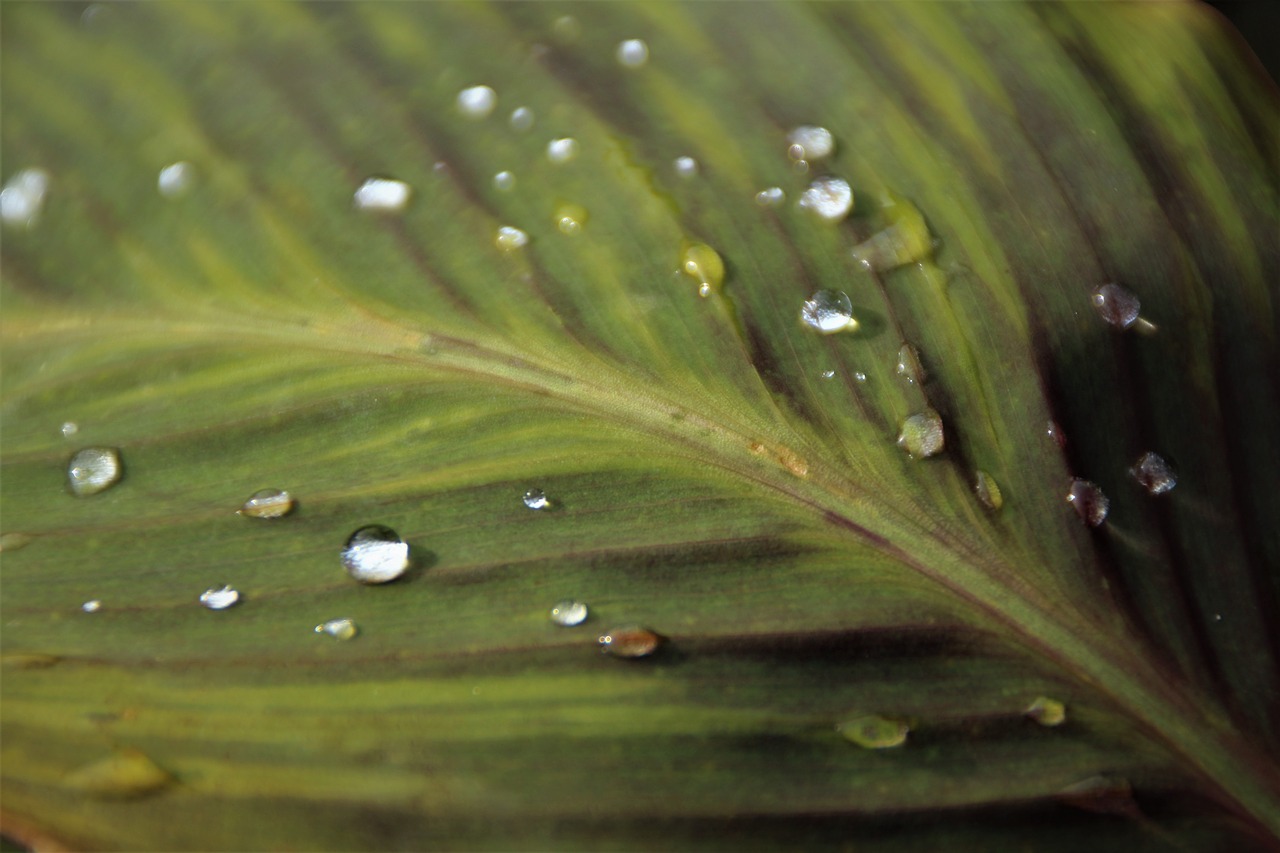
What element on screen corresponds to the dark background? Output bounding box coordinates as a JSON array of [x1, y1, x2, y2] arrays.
[[1208, 1, 1280, 85]]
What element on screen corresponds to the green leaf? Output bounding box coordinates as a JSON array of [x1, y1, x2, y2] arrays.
[[3, 3, 1278, 849]]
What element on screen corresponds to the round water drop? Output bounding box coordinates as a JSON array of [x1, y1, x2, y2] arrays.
[[67, 447, 122, 497], [673, 156, 698, 178], [510, 106, 535, 132], [974, 471, 1003, 510], [547, 137, 579, 164], [1091, 283, 1140, 330], [495, 225, 529, 252], [837, 715, 909, 749], [787, 126, 835, 161], [616, 38, 649, 68], [341, 525, 410, 584], [800, 290, 858, 334], [554, 203, 587, 234], [82, 600, 102, 613], [798, 176, 853, 222], [1130, 451, 1176, 495], [493, 170, 515, 192], [1067, 478, 1109, 527], [353, 177, 412, 212], [523, 488, 550, 510], [598, 625, 663, 658], [237, 488, 295, 519], [60, 421, 79, 438], [315, 618, 358, 640], [157, 161, 194, 198], [755, 187, 785, 207], [199, 585, 240, 610], [1025, 696, 1067, 727], [898, 410, 945, 459], [1, 167, 51, 229], [895, 343, 926, 385], [457, 85, 496, 119], [681, 243, 725, 298], [550, 600, 589, 627]]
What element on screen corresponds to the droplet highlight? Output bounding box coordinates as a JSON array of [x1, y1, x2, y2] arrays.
[[547, 138, 579, 164], [787, 126, 834, 161], [673, 156, 698, 178], [800, 290, 858, 334], [755, 187, 785, 207], [1091, 283, 1140, 330], [895, 343, 926, 385], [67, 447, 122, 497], [898, 411, 945, 459], [315, 618, 359, 640], [616, 38, 649, 68], [157, 161, 194, 198], [237, 488, 295, 519], [798, 176, 853, 222], [681, 243, 725, 298], [598, 625, 663, 658], [82, 600, 102, 613], [341, 525, 410, 584], [199, 585, 240, 610], [1067, 478, 1109, 527], [974, 471, 1004, 510], [495, 225, 529, 251], [60, 421, 79, 438], [353, 177, 412, 213], [837, 715, 909, 749], [456, 84, 497, 119], [1130, 452, 1176, 495], [1025, 696, 1067, 727], [1, 167, 50, 229], [523, 488, 550, 510], [550, 600, 589, 627]]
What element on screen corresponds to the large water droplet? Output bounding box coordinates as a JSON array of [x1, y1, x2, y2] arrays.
[[456, 84, 497, 119], [800, 290, 858, 334], [550, 600, 589, 626], [974, 471, 1003, 510], [1067, 478, 1109, 527], [798, 177, 853, 222], [547, 138, 579, 164], [1025, 696, 1067, 727], [495, 225, 530, 252], [1, 167, 51, 229], [341, 525, 410, 584], [787, 126, 834, 161], [82, 599, 102, 613], [554, 203, 587, 234], [353, 177, 412, 212], [1130, 452, 1176, 495], [837, 715, 909, 749], [523, 488, 550, 510], [616, 38, 649, 68], [67, 447, 122, 496], [237, 488, 295, 519], [64, 748, 174, 799], [898, 411, 945, 459], [1091, 283, 1140, 330], [510, 106, 535, 132], [895, 343, 926, 384], [157, 161, 194, 198], [598, 625, 663, 658], [315, 618, 358, 640], [681, 243, 725, 298], [755, 187, 785, 207], [850, 191, 933, 271], [673, 156, 698, 178], [199, 585, 240, 610]]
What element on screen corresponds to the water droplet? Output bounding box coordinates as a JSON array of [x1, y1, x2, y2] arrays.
[[353, 177, 412, 212], [850, 191, 933, 271], [1091, 283, 1140, 330], [854, 371, 867, 383], [616, 38, 649, 68], [199, 585, 240, 610], [1, 167, 50, 229], [820, 370, 836, 380], [800, 290, 858, 334], [67, 447, 122, 497], [554, 203, 587, 234], [974, 471, 1004, 510], [798, 177, 853, 222], [1025, 696, 1067, 727], [1130, 452, 1176, 495], [457, 84, 497, 119], [0, 532, 33, 552], [493, 170, 515, 192], [523, 488, 550, 510], [681, 243, 725, 298], [315, 618, 358, 640], [64, 748, 174, 799], [495, 225, 530, 252], [510, 106, 535, 132], [547, 137, 579, 164], [60, 421, 79, 438], [82, 600, 102, 613], [598, 625, 663, 658], [755, 187, 785, 207], [837, 715, 909, 749], [550, 600, 589, 626], [1067, 478, 1109, 527], [787, 126, 834, 161], [673, 156, 698, 178], [341, 525, 410, 584], [1046, 420, 1067, 448], [895, 343, 925, 384], [157, 161, 194, 198], [898, 410, 945, 459], [237, 488, 294, 519]]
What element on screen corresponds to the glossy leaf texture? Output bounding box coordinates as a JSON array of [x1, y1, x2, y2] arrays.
[[2, 3, 1278, 850]]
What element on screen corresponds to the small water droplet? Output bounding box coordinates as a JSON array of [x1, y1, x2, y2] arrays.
[[510, 106, 535, 132], [895, 343, 926, 384], [854, 371, 867, 383], [237, 488, 294, 519], [673, 156, 698, 178], [1067, 478, 1109, 527], [554, 203, 587, 234], [60, 421, 79, 438], [547, 137, 579, 164], [898, 410, 945, 459], [550, 600, 589, 626], [681, 243, 725, 298], [341, 525, 410, 584], [1129, 451, 1176, 495], [199, 585, 240, 610], [616, 38, 649, 68], [67, 447, 122, 497], [598, 625, 663, 658], [787, 126, 835, 161], [798, 177, 853, 222], [1091, 283, 1140, 330], [819, 370, 836, 380], [850, 191, 933, 271], [457, 84, 497, 119], [755, 187, 785, 207], [1025, 696, 1067, 727], [315, 618, 358, 640], [837, 715, 909, 749], [1, 167, 51, 229], [523, 488, 550, 510], [974, 470, 1004, 510], [82, 600, 102, 613], [800, 290, 858, 334], [493, 170, 515, 192], [157, 161, 194, 198], [353, 177, 412, 212], [64, 748, 174, 799], [495, 225, 530, 252]]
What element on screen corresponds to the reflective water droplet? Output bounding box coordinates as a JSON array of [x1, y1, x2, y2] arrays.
[[315, 618, 358, 640], [1025, 696, 1067, 727], [67, 447, 122, 496], [199, 585, 240, 610], [681, 243, 725, 298], [510, 106, 535, 132], [616, 38, 649, 68], [493, 170, 515, 192], [798, 177, 853, 222], [598, 625, 663, 658], [82, 599, 102, 613], [523, 488, 550, 510], [157, 161, 194, 198], [787, 126, 834, 161], [0, 532, 34, 552], [853, 371, 867, 383], [1, 167, 51, 229], [850, 191, 933, 271], [1067, 478, 1109, 527], [353, 177, 412, 212], [895, 343, 925, 384], [554, 203, 587, 234], [974, 471, 1004, 510], [1091, 283, 1140, 330], [820, 370, 836, 380], [837, 715, 909, 749], [1130, 451, 1176, 495], [800, 290, 858, 334], [60, 421, 79, 438], [547, 138, 579, 164], [237, 488, 294, 519], [495, 225, 530, 252], [755, 187, 785, 207], [673, 156, 698, 178], [898, 410, 945, 459], [457, 84, 497, 119], [341, 525, 410, 584], [65, 748, 174, 799], [550, 600, 589, 626]]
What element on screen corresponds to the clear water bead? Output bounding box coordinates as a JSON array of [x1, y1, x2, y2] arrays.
[[199, 585, 240, 610], [673, 156, 698, 178], [598, 625, 663, 658], [547, 138, 579, 164], [523, 488, 550, 510], [1, 167, 51, 228], [555, 204, 587, 234], [681, 243, 725, 297], [1130, 452, 1176, 495], [550, 600, 589, 627], [798, 177, 853, 222], [495, 225, 529, 252], [837, 715, 909, 749], [854, 371, 867, 383], [493, 171, 515, 192], [315, 618, 358, 640], [755, 187, 785, 207], [82, 600, 102, 613], [510, 106, 535, 132], [67, 447, 122, 497], [341, 525, 410, 584], [60, 421, 79, 438], [1067, 478, 1110, 527], [1025, 696, 1067, 727], [1091, 283, 1140, 330], [616, 39, 649, 68], [353, 177, 412, 212], [898, 411, 945, 459], [974, 471, 1004, 510], [820, 370, 836, 380], [457, 85, 497, 119], [800, 290, 858, 334], [787, 126, 834, 161], [237, 488, 295, 519], [896, 343, 926, 384], [157, 162, 194, 198]]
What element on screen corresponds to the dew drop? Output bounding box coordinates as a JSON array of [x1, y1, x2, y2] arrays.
[[67, 447, 122, 497], [755, 187, 785, 207], [315, 618, 358, 640], [510, 106, 535, 132], [837, 715, 909, 749], [1025, 696, 1067, 727], [341, 525, 410, 584], [495, 225, 530, 252], [798, 176, 853, 222], [850, 192, 933, 271], [82, 600, 102, 613], [974, 470, 1004, 510], [1130, 451, 1176, 495], [64, 748, 174, 799], [60, 421, 79, 438], [353, 177, 412, 212], [550, 599, 589, 627], [681, 243, 725, 298], [898, 410, 945, 459], [800, 290, 858, 334], [598, 625, 663, 658], [457, 84, 497, 119], [523, 488, 550, 510], [1067, 478, 1109, 527], [237, 488, 294, 519], [853, 371, 867, 383], [673, 156, 699, 178], [547, 137, 579, 164], [1091, 283, 1140, 330], [157, 161, 194, 198], [493, 170, 515, 192], [820, 370, 836, 380], [554, 203, 587, 234], [616, 38, 649, 68], [895, 343, 926, 384], [787, 126, 835, 161], [199, 585, 240, 610], [1, 167, 51, 229]]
